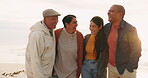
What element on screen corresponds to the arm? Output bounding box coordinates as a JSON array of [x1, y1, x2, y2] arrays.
[[76, 32, 84, 78], [28, 32, 45, 78], [126, 27, 142, 72]]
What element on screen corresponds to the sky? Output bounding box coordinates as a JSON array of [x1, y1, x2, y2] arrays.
[[0, 1, 148, 77], [0, 0, 148, 49]]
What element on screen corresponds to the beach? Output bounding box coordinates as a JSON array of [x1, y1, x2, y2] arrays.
[[0, 63, 26, 78], [0, 46, 148, 78], [0, 59, 148, 78], [0, 46, 26, 78]]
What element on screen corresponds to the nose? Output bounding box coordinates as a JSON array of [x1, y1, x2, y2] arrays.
[[107, 11, 110, 15], [75, 23, 78, 27], [89, 26, 93, 31]]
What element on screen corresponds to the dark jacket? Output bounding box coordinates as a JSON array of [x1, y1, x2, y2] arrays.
[[83, 34, 109, 78], [104, 20, 142, 74]]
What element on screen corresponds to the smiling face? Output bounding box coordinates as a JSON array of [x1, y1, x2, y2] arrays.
[[65, 17, 78, 34], [44, 16, 58, 30], [107, 5, 121, 23], [89, 21, 102, 35]]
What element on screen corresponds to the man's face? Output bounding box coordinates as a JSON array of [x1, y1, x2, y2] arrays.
[[44, 16, 58, 29], [107, 6, 120, 23], [66, 17, 78, 33]]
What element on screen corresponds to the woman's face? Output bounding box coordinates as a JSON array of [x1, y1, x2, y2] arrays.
[[89, 21, 102, 35]]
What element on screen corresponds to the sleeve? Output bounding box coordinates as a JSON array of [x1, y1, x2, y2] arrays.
[[126, 27, 142, 72], [76, 32, 84, 78], [28, 32, 45, 78]]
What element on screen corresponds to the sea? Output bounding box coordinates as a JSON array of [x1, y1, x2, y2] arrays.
[[0, 45, 148, 78]]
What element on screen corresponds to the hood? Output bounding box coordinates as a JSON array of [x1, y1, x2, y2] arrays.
[[30, 21, 50, 35]]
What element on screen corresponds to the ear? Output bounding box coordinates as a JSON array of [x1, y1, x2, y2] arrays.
[[99, 25, 102, 29], [65, 23, 68, 25], [118, 12, 123, 17], [44, 17, 49, 22], [65, 23, 69, 28]]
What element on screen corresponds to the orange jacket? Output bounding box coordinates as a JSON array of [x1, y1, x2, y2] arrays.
[[55, 28, 84, 78]]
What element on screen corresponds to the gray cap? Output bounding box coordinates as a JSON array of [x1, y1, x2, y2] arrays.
[[42, 9, 61, 17]]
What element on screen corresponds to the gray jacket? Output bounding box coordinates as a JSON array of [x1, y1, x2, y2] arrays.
[[104, 20, 142, 74]]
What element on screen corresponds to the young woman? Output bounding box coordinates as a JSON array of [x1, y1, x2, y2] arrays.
[[82, 16, 108, 78]]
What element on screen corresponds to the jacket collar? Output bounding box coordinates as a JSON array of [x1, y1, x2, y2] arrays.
[[108, 19, 126, 29], [41, 20, 53, 36], [119, 19, 126, 29]]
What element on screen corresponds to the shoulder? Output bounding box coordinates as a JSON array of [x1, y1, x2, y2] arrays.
[[76, 30, 83, 35], [85, 34, 90, 38], [104, 23, 111, 31], [30, 31, 44, 36], [85, 34, 90, 36], [104, 23, 111, 26], [76, 30, 83, 37], [104, 23, 111, 27], [55, 28, 63, 32], [122, 20, 136, 31], [29, 31, 45, 41], [121, 20, 134, 28], [55, 28, 63, 35]]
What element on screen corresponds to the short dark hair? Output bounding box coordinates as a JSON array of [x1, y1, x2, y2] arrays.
[[113, 4, 125, 18], [62, 15, 76, 28]]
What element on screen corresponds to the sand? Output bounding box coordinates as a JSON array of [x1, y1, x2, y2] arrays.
[[0, 63, 148, 78], [0, 63, 26, 78]]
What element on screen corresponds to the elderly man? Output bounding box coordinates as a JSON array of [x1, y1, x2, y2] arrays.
[[25, 9, 60, 78], [104, 4, 141, 78]]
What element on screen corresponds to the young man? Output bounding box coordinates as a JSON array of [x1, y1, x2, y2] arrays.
[[25, 9, 60, 78], [104, 4, 141, 78]]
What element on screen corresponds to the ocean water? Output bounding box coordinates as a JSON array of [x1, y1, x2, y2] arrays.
[[0, 45, 25, 64], [0, 45, 148, 77]]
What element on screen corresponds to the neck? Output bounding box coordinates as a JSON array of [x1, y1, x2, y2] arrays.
[[91, 33, 97, 36], [65, 28, 74, 34], [112, 19, 122, 27]]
